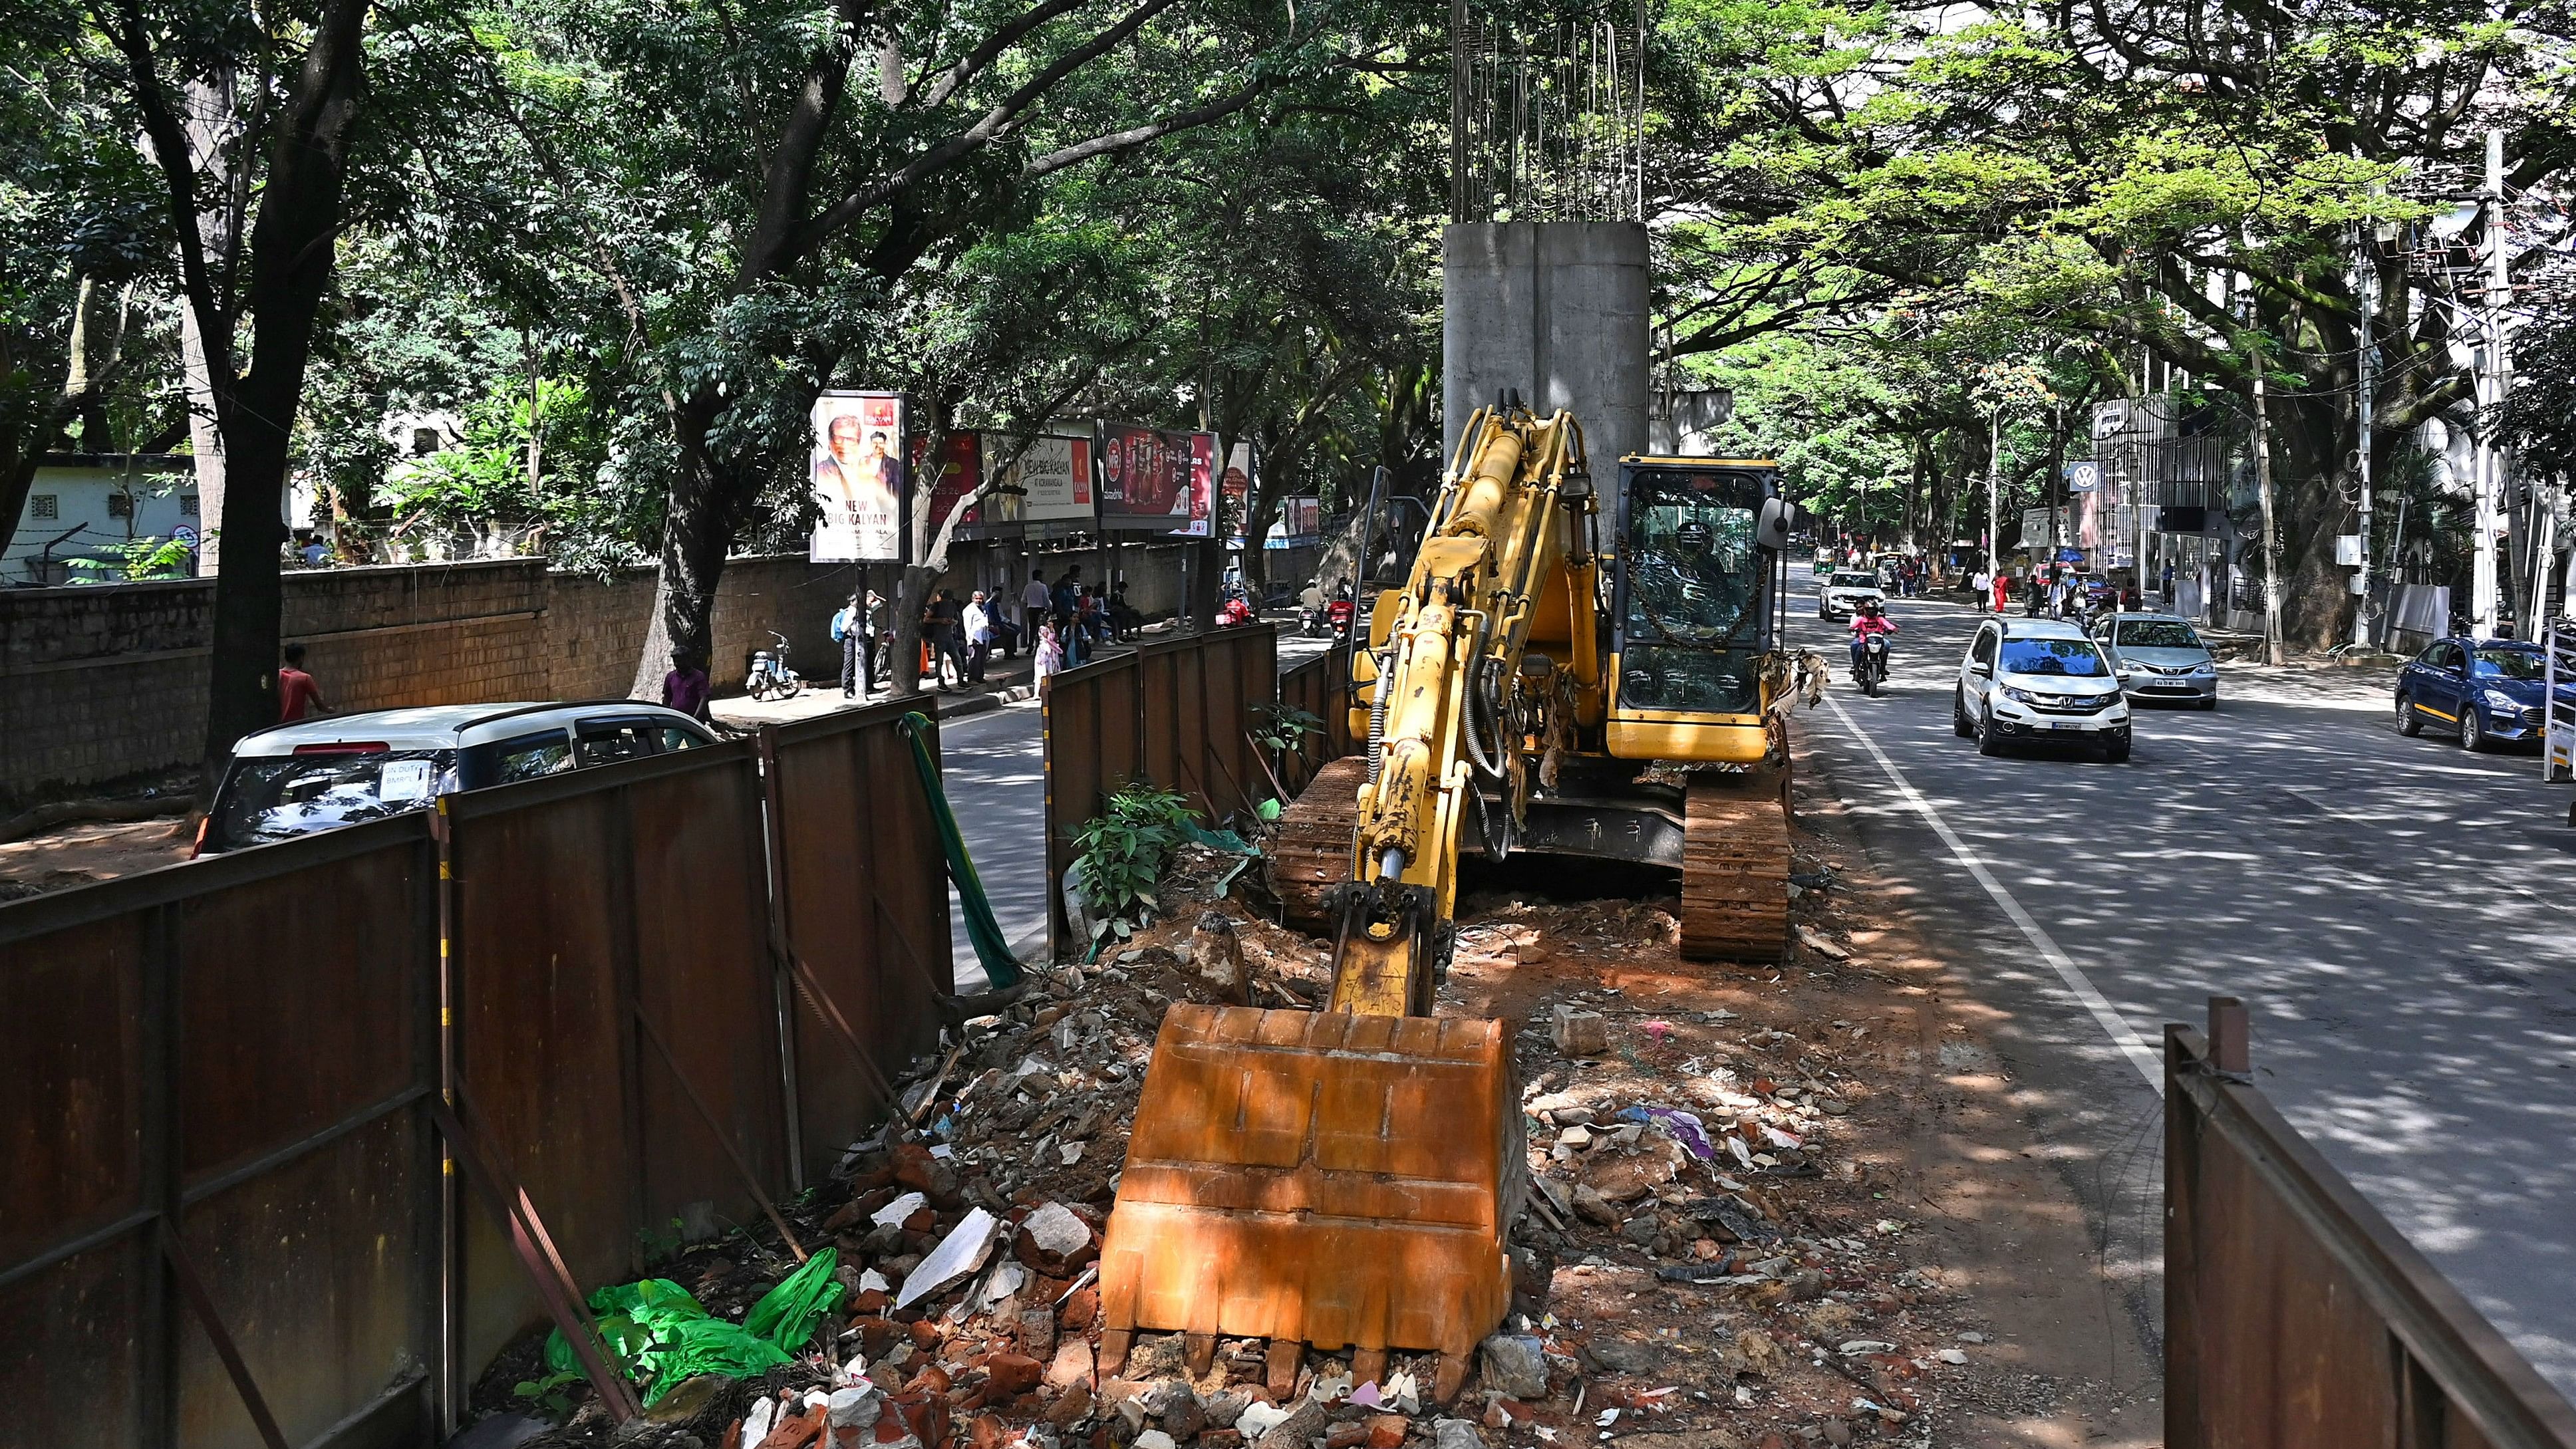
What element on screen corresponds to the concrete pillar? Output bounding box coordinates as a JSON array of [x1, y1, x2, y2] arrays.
[[1442, 221, 1650, 472]]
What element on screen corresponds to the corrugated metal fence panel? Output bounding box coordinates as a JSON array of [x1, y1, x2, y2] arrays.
[[768, 704, 953, 1177], [2166, 1019, 2576, 1449], [0, 817, 440, 1449], [1044, 629, 1288, 958], [446, 741, 786, 1373]]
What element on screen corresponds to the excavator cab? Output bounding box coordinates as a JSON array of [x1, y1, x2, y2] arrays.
[[1605, 458, 1790, 765]]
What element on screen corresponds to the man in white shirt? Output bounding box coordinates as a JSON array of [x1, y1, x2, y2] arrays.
[[1021, 569, 1053, 637], [964, 591, 994, 683]]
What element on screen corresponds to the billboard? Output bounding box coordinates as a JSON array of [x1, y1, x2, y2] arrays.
[[988, 434, 1095, 530], [917, 432, 986, 537], [1098, 424, 1213, 535], [810, 391, 906, 562]]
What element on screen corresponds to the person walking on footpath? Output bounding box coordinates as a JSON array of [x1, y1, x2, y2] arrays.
[[832, 591, 864, 697], [1035, 616, 1064, 682], [277, 643, 331, 722], [1970, 567, 1990, 612], [1022, 569, 1053, 638], [662, 649, 712, 724], [962, 590, 993, 683], [861, 589, 887, 690]]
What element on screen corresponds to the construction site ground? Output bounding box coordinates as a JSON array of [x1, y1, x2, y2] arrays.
[[466, 719, 2161, 1449]]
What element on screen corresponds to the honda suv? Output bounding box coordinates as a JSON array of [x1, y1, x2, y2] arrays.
[[1953, 617, 2132, 761]]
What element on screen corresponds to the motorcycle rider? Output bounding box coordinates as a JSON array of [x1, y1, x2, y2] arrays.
[[1848, 595, 1897, 682]]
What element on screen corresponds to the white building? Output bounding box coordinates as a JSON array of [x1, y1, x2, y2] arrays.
[[5, 455, 201, 585]]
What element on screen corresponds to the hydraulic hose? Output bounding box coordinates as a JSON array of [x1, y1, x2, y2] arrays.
[[1363, 654, 1394, 785]]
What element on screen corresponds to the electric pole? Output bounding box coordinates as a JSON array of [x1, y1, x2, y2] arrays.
[[2473, 126, 2507, 638], [2353, 220, 2376, 648], [1988, 412, 2001, 582], [2252, 338, 2285, 665]]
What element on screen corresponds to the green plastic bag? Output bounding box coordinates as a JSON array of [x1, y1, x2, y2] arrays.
[[545, 1249, 845, 1406], [742, 1248, 845, 1353]]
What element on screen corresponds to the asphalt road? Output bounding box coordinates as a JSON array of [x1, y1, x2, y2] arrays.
[[1781, 582, 2576, 1400]]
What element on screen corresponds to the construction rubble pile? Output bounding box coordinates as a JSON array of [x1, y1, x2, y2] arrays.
[[476, 854, 1989, 1449]]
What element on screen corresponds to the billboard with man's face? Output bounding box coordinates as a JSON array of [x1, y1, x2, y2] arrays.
[[810, 392, 907, 562]]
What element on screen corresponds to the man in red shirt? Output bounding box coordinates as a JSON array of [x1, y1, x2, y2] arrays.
[[277, 644, 330, 723]]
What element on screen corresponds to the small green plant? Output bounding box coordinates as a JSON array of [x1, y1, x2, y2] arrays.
[[1071, 781, 1199, 942], [512, 1368, 583, 1420], [69, 535, 197, 582], [1250, 701, 1324, 755]]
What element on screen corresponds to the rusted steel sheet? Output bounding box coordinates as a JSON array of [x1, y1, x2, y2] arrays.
[[625, 752, 788, 1244], [1099, 1005, 1517, 1359], [0, 815, 440, 1449], [1044, 630, 1291, 957], [2166, 1009, 2576, 1449], [446, 741, 788, 1371], [767, 702, 952, 1174]]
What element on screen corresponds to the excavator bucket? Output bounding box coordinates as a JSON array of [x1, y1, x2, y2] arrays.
[[1097, 1004, 1521, 1398]]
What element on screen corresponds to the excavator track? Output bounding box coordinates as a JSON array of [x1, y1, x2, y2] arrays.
[[1273, 755, 1366, 930], [1679, 770, 1792, 961]]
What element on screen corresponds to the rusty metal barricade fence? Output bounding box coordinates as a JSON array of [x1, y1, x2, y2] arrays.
[[1276, 643, 1359, 790], [0, 703, 951, 1448], [2168, 997, 2576, 1449], [1043, 627, 1286, 957]]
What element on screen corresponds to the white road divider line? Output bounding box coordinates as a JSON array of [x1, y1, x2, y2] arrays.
[[1817, 691, 2165, 1093]]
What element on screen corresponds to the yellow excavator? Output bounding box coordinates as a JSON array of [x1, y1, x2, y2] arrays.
[[1096, 400, 1799, 1399]]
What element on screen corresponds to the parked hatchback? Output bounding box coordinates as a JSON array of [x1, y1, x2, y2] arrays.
[[1954, 616, 2132, 761], [2394, 638, 2568, 751], [2092, 613, 2219, 708], [200, 702, 718, 855]]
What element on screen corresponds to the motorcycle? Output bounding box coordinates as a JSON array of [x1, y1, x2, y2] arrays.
[[1218, 589, 1258, 628], [1855, 632, 1890, 696], [745, 632, 805, 701]]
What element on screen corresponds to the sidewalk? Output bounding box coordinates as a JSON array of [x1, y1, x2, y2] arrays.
[[711, 637, 1048, 731]]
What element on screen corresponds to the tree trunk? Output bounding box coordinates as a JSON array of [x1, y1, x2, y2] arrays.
[[191, 0, 372, 772], [629, 392, 730, 699]]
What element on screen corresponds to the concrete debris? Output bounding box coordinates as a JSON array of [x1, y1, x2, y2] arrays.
[[1549, 1005, 1609, 1057]]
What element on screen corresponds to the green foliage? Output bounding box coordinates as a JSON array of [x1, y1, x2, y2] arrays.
[[1250, 701, 1325, 756], [68, 535, 196, 583], [1071, 782, 1202, 940]]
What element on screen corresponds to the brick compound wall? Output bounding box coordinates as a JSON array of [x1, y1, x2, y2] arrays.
[[0, 555, 865, 805]]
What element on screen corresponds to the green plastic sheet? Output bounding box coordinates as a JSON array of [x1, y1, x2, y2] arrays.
[[547, 1249, 845, 1406], [898, 711, 1022, 988]]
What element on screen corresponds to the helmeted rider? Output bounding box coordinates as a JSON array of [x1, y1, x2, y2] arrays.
[[1848, 596, 1897, 678]]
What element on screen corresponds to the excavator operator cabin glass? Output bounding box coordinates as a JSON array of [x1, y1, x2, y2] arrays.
[[1618, 467, 1767, 713]]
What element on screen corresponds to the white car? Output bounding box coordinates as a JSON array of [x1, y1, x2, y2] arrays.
[[200, 702, 718, 854], [1953, 616, 2132, 761], [1817, 569, 1886, 620]]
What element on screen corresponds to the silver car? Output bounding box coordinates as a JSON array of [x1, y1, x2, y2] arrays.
[[2092, 613, 2219, 708]]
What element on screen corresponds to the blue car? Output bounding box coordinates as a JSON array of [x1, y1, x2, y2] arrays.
[[2394, 637, 2568, 750]]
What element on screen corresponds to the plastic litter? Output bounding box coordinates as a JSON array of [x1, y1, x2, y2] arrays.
[[544, 1250, 847, 1406]]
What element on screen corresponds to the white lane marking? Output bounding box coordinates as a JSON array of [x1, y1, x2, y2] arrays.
[[1816, 690, 2166, 1093]]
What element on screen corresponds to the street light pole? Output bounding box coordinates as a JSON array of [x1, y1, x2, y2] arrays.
[[1988, 412, 2001, 581]]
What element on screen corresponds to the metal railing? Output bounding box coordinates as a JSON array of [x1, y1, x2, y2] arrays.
[[2167, 997, 2576, 1448]]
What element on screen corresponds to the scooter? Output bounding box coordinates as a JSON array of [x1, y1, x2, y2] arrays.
[[1855, 632, 1890, 696], [1327, 596, 1354, 638], [1218, 589, 1257, 627], [745, 632, 805, 701]]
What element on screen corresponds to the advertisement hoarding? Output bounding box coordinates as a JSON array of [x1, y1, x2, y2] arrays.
[[1098, 423, 1214, 535], [917, 433, 986, 537], [810, 391, 907, 562], [985, 434, 1095, 532]]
